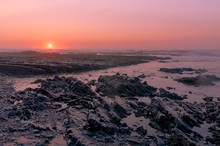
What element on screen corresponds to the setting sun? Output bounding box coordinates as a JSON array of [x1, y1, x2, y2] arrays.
[[47, 43, 53, 49]]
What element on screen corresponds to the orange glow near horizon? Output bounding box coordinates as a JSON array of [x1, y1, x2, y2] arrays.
[[1, 0, 220, 50]]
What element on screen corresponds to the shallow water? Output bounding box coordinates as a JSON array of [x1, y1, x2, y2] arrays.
[[122, 113, 157, 136], [192, 121, 213, 138]]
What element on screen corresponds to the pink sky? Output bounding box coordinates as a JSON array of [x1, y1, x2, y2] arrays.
[[0, 0, 220, 50]]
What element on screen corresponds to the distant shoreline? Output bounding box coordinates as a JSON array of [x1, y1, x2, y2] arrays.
[[0, 51, 169, 77]]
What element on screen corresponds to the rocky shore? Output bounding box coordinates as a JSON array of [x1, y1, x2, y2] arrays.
[[159, 68, 208, 74], [176, 75, 220, 86], [159, 67, 220, 86], [0, 51, 169, 76], [0, 74, 219, 146]]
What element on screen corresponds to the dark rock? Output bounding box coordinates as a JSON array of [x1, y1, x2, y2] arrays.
[[109, 113, 122, 125], [170, 116, 192, 134], [80, 100, 95, 109], [156, 137, 166, 146], [159, 68, 194, 74], [38, 76, 96, 98], [127, 101, 138, 110], [101, 123, 118, 135], [149, 98, 200, 135], [171, 128, 196, 146], [159, 68, 207, 75], [33, 79, 46, 84], [87, 80, 96, 86], [114, 103, 129, 118], [206, 136, 216, 144], [207, 110, 220, 122], [105, 136, 114, 143], [20, 108, 32, 120], [96, 74, 157, 97], [136, 126, 147, 136], [2, 73, 213, 145], [176, 75, 220, 86], [8, 107, 32, 120], [126, 138, 141, 145], [195, 69, 208, 74], [68, 133, 85, 146], [68, 77, 96, 96], [87, 114, 118, 135], [98, 98, 111, 111], [203, 96, 213, 102], [161, 76, 169, 79], [159, 88, 184, 100], [36, 88, 53, 99], [119, 127, 131, 135], [135, 107, 148, 117], [156, 111, 168, 124], [23, 98, 46, 111], [87, 115, 101, 131], [138, 74, 146, 78], [166, 87, 175, 90], [0, 117, 7, 122], [182, 115, 199, 127], [35, 94, 50, 102], [8, 108, 21, 119]]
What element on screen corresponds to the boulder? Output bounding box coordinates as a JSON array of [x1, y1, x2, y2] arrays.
[[96, 74, 157, 97], [136, 126, 147, 136], [176, 75, 220, 86], [159, 88, 184, 100], [159, 68, 194, 74], [171, 128, 196, 146], [203, 96, 213, 102], [114, 103, 130, 118]]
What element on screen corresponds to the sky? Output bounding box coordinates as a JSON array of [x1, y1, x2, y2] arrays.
[[0, 0, 220, 50]]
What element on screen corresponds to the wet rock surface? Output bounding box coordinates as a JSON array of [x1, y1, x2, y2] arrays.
[[158, 88, 185, 100], [0, 74, 219, 145], [176, 74, 220, 86], [96, 73, 157, 97], [159, 68, 207, 74]]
